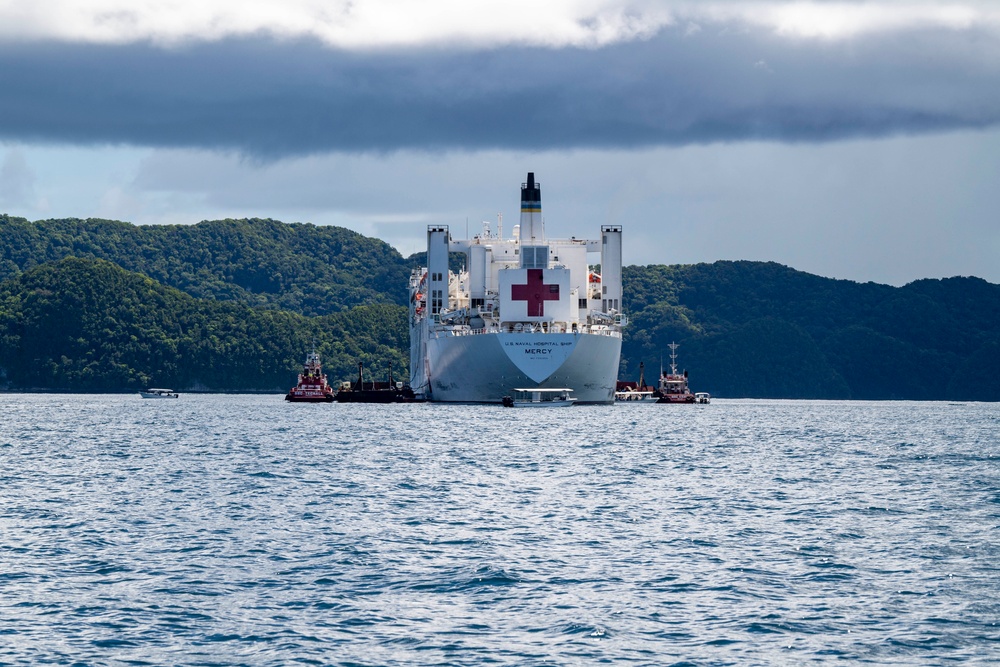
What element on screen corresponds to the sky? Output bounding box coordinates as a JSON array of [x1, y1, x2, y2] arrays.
[[1, 0, 999, 285]]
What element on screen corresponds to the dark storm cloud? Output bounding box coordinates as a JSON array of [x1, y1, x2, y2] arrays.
[[1, 24, 999, 157]]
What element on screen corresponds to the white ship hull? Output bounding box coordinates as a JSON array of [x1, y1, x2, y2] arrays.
[[422, 331, 620, 404]]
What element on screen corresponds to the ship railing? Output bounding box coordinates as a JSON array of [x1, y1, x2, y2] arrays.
[[430, 326, 497, 338], [428, 323, 622, 338], [583, 326, 623, 337]]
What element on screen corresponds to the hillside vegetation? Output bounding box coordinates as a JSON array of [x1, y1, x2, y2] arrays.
[[623, 262, 1000, 400], [1, 214, 998, 399], [0, 214, 411, 314], [0, 257, 407, 391]]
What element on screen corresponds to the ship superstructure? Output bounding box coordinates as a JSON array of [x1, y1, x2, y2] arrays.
[[409, 172, 624, 403]]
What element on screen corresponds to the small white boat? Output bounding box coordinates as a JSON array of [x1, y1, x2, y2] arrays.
[[502, 388, 577, 408], [615, 389, 657, 402], [140, 388, 179, 399], [695, 392, 711, 404]]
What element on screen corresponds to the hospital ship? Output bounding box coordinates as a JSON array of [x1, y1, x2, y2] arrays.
[[408, 172, 624, 403]]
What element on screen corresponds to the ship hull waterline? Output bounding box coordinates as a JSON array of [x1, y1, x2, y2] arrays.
[[285, 388, 336, 402], [423, 331, 621, 404]]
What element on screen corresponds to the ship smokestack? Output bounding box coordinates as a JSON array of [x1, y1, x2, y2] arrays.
[[520, 172, 541, 243]]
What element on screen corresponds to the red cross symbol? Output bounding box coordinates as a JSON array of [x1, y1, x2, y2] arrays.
[[511, 269, 560, 317]]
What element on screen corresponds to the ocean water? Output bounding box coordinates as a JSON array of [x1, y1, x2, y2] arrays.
[[1, 394, 998, 666]]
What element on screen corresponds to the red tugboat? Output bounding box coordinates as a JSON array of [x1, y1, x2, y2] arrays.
[[285, 347, 336, 402], [656, 342, 697, 404]]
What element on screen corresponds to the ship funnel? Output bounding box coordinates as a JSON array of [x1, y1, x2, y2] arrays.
[[520, 172, 541, 243]]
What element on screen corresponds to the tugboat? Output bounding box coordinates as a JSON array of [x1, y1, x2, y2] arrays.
[[656, 342, 697, 404], [335, 361, 420, 403], [285, 347, 336, 402]]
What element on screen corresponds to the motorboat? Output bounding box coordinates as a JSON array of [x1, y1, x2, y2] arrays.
[[502, 387, 577, 407], [140, 388, 178, 399]]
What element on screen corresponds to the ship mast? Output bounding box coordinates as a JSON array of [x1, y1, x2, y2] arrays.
[[668, 342, 679, 375]]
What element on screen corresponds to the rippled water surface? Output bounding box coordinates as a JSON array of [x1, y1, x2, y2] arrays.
[[1, 394, 999, 665]]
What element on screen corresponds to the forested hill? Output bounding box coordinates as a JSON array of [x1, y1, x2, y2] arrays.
[[0, 215, 411, 315], [623, 262, 1000, 401], [0, 258, 408, 392], [1, 214, 998, 399]]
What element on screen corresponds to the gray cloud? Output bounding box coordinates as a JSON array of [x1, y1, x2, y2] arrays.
[[1, 23, 999, 158], [116, 129, 1000, 287]]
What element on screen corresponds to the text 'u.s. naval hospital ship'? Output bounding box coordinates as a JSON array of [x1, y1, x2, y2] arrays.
[[409, 172, 624, 403]]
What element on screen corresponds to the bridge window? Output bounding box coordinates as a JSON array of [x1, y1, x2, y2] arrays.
[[521, 245, 549, 269]]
